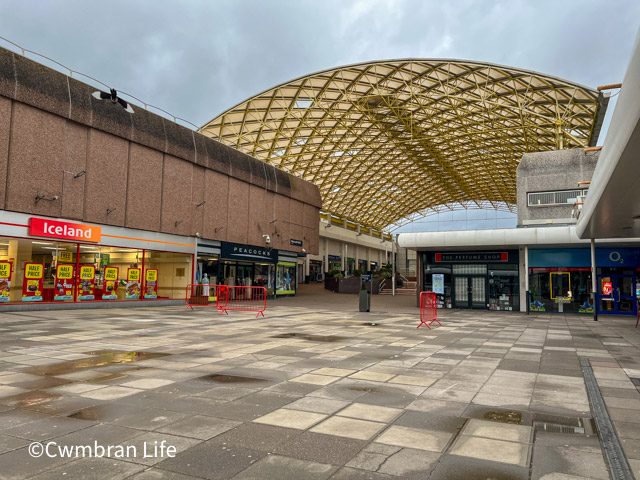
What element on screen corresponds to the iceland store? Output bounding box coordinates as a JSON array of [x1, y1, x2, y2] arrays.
[[0, 212, 194, 305]]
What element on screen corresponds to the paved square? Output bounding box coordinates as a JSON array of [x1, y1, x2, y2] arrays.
[[0, 286, 637, 479]]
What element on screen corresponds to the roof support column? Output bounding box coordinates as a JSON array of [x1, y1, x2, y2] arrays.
[[591, 238, 598, 322]]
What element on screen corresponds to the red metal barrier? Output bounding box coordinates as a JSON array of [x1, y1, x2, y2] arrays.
[[185, 284, 218, 310], [185, 284, 267, 318], [216, 285, 267, 318], [418, 291, 441, 329]]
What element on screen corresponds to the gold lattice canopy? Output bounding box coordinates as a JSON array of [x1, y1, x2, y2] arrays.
[[200, 59, 607, 231]]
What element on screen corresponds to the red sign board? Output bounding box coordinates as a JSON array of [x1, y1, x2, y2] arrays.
[[22, 262, 44, 302], [29, 218, 101, 243], [602, 281, 613, 296]]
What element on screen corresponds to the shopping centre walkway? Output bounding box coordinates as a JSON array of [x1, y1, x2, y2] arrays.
[[0, 285, 639, 479]]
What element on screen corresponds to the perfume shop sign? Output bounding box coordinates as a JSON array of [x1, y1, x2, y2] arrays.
[[29, 218, 101, 243], [435, 252, 508, 263]]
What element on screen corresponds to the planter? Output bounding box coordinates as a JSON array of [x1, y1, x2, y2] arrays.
[[325, 277, 384, 294]]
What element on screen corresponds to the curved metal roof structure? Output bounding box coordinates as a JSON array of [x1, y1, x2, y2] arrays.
[[200, 59, 607, 231]]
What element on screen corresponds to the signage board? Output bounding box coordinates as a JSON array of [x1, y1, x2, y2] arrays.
[[144, 269, 158, 299], [29, 218, 101, 243], [22, 262, 43, 302], [58, 251, 73, 263], [103, 267, 119, 300], [361, 274, 372, 282], [290, 239, 303, 247], [432, 274, 445, 294], [126, 268, 141, 299], [54, 264, 74, 301], [77, 265, 95, 300], [0, 261, 12, 302], [435, 252, 508, 263], [220, 242, 277, 263]]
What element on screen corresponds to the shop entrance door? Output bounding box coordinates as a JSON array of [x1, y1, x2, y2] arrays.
[[597, 275, 636, 315], [453, 275, 486, 309]]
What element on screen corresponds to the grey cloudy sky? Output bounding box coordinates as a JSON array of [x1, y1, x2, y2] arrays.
[[1, 0, 638, 231]]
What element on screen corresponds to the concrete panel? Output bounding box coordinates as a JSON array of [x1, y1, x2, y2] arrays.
[[290, 199, 304, 249], [247, 184, 268, 248], [90, 90, 134, 142], [85, 129, 128, 226], [202, 169, 229, 241], [131, 107, 167, 152], [5, 104, 64, 217], [249, 156, 267, 189], [193, 133, 210, 168], [203, 138, 230, 176], [163, 120, 195, 163], [126, 143, 163, 231], [226, 178, 249, 244], [0, 48, 15, 99], [61, 122, 88, 220], [274, 195, 291, 249], [303, 203, 319, 253], [190, 164, 205, 236], [67, 77, 93, 126], [0, 97, 11, 209], [228, 149, 252, 184], [160, 155, 193, 236], [14, 54, 69, 119]]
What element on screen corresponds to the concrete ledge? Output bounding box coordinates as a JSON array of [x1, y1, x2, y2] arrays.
[[0, 299, 184, 312]]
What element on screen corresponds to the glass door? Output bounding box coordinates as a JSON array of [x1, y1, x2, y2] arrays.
[[453, 275, 487, 309], [598, 275, 636, 315]]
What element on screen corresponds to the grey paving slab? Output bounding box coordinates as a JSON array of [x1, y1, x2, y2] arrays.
[[0, 290, 639, 479]]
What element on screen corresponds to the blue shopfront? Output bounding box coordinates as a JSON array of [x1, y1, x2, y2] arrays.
[[529, 247, 640, 315]]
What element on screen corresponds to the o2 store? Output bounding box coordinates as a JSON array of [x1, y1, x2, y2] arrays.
[[0, 211, 194, 306]]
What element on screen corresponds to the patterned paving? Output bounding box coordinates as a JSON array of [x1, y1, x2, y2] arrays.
[[0, 292, 639, 479]]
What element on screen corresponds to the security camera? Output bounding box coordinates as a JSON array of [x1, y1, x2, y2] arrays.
[[195, 232, 202, 238], [263, 234, 270, 244], [302, 248, 306, 253]]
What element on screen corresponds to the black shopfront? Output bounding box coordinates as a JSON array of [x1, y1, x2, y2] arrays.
[[422, 250, 520, 311]]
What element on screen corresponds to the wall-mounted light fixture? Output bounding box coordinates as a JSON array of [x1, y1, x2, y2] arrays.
[[73, 170, 86, 179], [92, 88, 135, 113], [35, 189, 58, 204]]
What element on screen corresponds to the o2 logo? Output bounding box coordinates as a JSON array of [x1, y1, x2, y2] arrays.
[[609, 251, 623, 264]]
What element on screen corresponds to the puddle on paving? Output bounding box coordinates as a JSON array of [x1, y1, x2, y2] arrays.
[[270, 333, 348, 342], [197, 374, 265, 384], [5, 391, 61, 408], [348, 386, 379, 393], [68, 406, 111, 421], [483, 410, 523, 425], [26, 351, 169, 376]]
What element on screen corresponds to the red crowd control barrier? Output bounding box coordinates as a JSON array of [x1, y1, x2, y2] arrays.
[[185, 284, 267, 318], [418, 291, 441, 329], [216, 285, 267, 318], [185, 284, 218, 309]]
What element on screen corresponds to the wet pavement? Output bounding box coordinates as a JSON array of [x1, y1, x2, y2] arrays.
[[0, 284, 639, 479]]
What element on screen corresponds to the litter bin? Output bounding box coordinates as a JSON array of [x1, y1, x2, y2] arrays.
[[359, 275, 371, 312]]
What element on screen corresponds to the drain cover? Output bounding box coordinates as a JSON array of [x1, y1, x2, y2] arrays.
[[534, 422, 585, 435]]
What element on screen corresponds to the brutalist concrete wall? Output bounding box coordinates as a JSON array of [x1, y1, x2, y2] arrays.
[[0, 47, 321, 254], [516, 148, 599, 226]]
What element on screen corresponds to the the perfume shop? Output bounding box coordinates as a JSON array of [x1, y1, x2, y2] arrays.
[[196, 240, 298, 298], [0, 212, 194, 305], [421, 250, 520, 311]]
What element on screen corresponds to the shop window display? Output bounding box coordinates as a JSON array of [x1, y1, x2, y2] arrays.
[[276, 262, 296, 295]]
